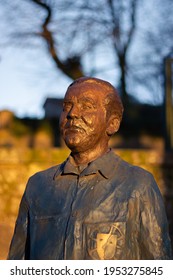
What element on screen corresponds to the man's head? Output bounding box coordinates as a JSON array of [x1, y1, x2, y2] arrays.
[[60, 77, 123, 153]]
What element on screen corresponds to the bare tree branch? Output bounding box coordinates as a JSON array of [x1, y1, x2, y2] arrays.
[[124, 0, 137, 54], [31, 0, 84, 79]]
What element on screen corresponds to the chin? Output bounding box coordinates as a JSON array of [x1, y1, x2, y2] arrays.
[[64, 137, 82, 151]]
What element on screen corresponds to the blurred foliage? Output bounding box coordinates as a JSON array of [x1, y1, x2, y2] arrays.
[[37, 120, 53, 135], [11, 118, 31, 138]]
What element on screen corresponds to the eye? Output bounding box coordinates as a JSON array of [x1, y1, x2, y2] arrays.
[[81, 102, 95, 110], [63, 102, 72, 112]]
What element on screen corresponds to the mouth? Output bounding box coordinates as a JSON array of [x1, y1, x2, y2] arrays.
[[64, 124, 85, 133]]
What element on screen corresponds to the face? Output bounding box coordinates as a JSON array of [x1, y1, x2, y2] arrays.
[[60, 83, 109, 153]]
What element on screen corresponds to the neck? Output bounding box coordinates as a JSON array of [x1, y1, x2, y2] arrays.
[[70, 143, 109, 166]]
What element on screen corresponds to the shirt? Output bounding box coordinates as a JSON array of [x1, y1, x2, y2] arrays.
[[8, 150, 172, 259]]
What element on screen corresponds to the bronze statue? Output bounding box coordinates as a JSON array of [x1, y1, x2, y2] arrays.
[[8, 77, 172, 259]]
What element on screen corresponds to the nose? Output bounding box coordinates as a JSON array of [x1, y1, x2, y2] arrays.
[[67, 104, 80, 119]]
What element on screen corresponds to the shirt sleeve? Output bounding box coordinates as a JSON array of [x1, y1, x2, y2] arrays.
[[139, 174, 172, 259], [7, 192, 30, 260]]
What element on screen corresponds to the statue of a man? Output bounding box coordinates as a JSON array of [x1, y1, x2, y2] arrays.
[[8, 77, 172, 260]]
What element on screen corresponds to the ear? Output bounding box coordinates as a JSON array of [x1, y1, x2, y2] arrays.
[[106, 115, 120, 136]]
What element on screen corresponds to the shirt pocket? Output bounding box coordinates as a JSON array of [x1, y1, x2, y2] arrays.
[[84, 221, 126, 260], [30, 214, 66, 259]]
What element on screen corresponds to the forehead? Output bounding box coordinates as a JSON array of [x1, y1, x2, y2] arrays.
[[64, 82, 109, 102]]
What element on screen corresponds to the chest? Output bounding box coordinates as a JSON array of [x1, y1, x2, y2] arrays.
[[30, 173, 132, 224]]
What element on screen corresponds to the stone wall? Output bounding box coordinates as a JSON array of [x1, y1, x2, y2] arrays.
[[0, 148, 173, 259]]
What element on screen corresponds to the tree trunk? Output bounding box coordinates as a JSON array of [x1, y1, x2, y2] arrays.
[[119, 53, 129, 104], [32, 0, 84, 81]]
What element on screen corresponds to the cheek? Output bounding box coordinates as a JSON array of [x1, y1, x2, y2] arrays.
[[83, 112, 105, 129], [59, 113, 66, 129], [83, 115, 96, 127]]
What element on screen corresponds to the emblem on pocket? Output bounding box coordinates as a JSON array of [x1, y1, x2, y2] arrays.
[[86, 222, 125, 260]]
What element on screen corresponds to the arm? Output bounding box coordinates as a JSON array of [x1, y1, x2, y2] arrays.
[[140, 175, 172, 259], [7, 193, 30, 260]]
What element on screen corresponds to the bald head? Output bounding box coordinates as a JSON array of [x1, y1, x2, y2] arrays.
[[68, 77, 124, 123]]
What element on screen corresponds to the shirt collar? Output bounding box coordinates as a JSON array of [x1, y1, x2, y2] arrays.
[[54, 149, 120, 179]]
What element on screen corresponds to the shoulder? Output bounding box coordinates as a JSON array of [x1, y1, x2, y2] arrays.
[[115, 152, 153, 181], [29, 163, 63, 181], [114, 152, 160, 195], [24, 160, 66, 195]]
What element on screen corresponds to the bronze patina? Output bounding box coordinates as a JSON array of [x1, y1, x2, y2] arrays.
[[8, 77, 172, 259]]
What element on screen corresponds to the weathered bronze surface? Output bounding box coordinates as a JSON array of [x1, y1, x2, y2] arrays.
[[8, 77, 172, 259]]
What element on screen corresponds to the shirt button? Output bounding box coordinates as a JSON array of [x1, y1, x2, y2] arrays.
[[79, 182, 86, 188]]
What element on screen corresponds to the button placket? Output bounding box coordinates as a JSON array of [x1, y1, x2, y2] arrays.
[[70, 177, 84, 258], [78, 176, 87, 188]]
